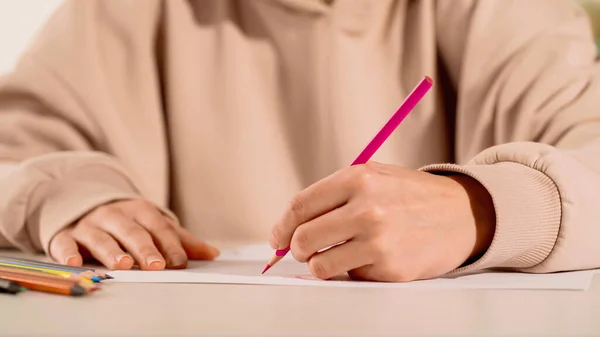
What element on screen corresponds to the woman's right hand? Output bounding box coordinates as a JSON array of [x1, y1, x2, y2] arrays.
[[48, 199, 220, 270]]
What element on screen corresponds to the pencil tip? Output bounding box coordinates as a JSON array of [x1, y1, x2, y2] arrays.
[[8, 282, 21, 294], [104, 274, 114, 279], [261, 264, 272, 274], [71, 284, 86, 297]]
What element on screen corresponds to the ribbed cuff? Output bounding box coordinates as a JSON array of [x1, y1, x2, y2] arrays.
[[420, 162, 561, 272]]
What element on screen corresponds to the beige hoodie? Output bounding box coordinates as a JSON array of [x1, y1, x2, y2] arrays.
[[0, 0, 599, 275]]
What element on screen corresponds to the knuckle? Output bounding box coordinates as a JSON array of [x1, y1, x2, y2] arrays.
[[132, 199, 157, 212], [120, 222, 146, 238], [270, 225, 286, 247], [76, 218, 93, 229], [152, 227, 178, 242], [360, 205, 387, 226], [90, 205, 119, 219], [309, 259, 329, 279], [163, 216, 179, 228], [288, 194, 305, 220], [69, 224, 85, 237], [352, 165, 376, 190], [143, 217, 172, 233], [290, 229, 310, 262], [89, 232, 113, 248]]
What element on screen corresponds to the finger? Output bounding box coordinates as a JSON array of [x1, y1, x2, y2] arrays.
[[307, 239, 374, 280], [290, 206, 358, 262], [134, 209, 188, 269], [49, 230, 83, 266], [174, 224, 220, 260], [70, 225, 134, 270], [271, 166, 362, 249], [97, 210, 166, 270]]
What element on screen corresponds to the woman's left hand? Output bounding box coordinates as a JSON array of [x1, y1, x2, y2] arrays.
[[269, 161, 496, 282]]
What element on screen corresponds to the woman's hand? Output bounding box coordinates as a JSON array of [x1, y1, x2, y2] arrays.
[[270, 162, 496, 282], [48, 199, 220, 270]]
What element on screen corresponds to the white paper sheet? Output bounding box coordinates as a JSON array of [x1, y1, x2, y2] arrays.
[[107, 245, 597, 290]]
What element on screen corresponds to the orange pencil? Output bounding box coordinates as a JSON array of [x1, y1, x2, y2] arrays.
[[0, 266, 98, 290], [0, 269, 91, 296]]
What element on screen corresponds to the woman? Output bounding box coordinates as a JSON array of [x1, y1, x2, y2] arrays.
[[0, 0, 599, 282]]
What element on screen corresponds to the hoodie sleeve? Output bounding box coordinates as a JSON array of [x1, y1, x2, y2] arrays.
[[0, 0, 173, 256], [427, 0, 600, 273]]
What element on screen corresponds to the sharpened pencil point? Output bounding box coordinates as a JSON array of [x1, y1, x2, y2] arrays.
[[70, 284, 86, 297], [262, 264, 272, 274], [104, 274, 114, 280], [8, 282, 20, 293]]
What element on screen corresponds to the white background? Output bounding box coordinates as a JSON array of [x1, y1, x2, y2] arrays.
[[0, 0, 62, 74]]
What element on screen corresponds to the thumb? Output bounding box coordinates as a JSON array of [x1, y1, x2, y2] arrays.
[[168, 219, 220, 260]]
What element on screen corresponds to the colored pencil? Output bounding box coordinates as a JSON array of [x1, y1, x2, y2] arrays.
[[262, 75, 434, 274], [0, 277, 21, 295], [0, 262, 97, 283], [0, 254, 110, 278], [0, 255, 111, 279], [0, 269, 91, 297], [0, 265, 97, 287]]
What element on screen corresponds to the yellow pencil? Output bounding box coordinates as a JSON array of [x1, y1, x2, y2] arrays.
[[0, 262, 94, 284]]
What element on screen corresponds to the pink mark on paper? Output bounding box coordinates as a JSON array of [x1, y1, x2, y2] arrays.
[[295, 275, 320, 281], [292, 274, 353, 282]]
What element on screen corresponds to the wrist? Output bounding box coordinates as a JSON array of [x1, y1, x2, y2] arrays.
[[448, 174, 496, 263]]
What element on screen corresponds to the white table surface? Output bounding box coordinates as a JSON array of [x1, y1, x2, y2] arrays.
[[1, 249, 599, 337]]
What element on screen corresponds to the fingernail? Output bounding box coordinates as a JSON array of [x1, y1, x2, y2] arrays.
[[64, 255, 80, 266], [210, 246, 220, 257], [167, 255, 187, 268], [114, 254, 134, 269], [115, 254, 131, 264], [147, 256, 165, 268]]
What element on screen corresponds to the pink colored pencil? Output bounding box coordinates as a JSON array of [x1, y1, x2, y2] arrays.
[[350, 76, 434, 165], [262, 76, 434, 274]]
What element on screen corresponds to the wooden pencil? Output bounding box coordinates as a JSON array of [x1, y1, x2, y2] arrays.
[[0, 265, 97, 288], [0, 269, 90, 296], [0, 262, 97, 283], [0, 255, 111, 279], [0, 267, 99, 291], [0, 276, 21, 294]]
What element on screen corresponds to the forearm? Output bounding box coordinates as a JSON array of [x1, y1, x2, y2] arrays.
[[0, 0, 170, 254], [0, 153, 142, 253], [434, 0, 600, 273]]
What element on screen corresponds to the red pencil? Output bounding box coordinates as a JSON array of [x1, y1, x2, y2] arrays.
[[262, 76, 434, 274]]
